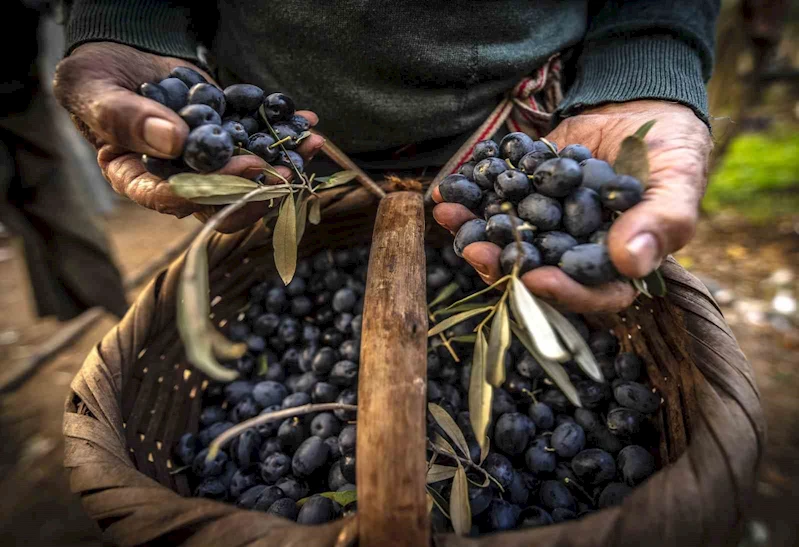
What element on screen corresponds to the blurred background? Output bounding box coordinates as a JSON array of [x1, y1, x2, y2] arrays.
[[0, 0, 797, 545]]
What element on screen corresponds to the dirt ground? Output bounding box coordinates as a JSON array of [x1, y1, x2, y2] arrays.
[[0, 202, 797, 546]]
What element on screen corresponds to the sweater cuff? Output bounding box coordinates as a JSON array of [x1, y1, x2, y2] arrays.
[[556, 35, 709, 126], [65, 0, 200, 62]]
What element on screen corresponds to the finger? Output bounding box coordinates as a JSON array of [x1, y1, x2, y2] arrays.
[[199, 156, 284, 233], [214, 154, 270, 179], [295, 133, 326, 161], [462, 242, 503, 285], [432, 203, 478, 235], [99, 147, 202, 217], [55, 53, 189, 158], [295, 110, 319, 127], [432, 185, 443, 203], [607, 144, 707, 279], [521, 266, 638, 314]]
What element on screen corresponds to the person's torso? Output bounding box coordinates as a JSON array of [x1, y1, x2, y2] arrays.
[[214, 0, 588, 163]]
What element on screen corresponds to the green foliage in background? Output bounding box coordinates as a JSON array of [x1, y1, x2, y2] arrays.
[[705, 130, 799, 220]]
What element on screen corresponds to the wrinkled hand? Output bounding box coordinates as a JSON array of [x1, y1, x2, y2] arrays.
[[433, 100, 712, 313], [53, 42, 325, 233]]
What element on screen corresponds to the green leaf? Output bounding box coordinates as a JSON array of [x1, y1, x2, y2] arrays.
[[485, 299, 510, 387], [428, 403, 471, 459], [642, 268, 667, 297], [428, 283, 460, 310], [187, 189, 291, 205], [510, 321, 581, 407], [427, 306, 493, 337], [177, 236, 239, 382], [168, 173, 261, 200], [468, 330, 492, 459], [538, 300, 603, 383], [257, 354, 269, 376], [450, 465, 471, 536], [314, 170, 358, 191], [426, 464, 458, 484], [273, 195, 297, 285], [295, 194, 310, 246], [448, 334, 477, 344], [297, 490, 356, 508], [634, 119, 657, 139], [508, 278, 569, 362], [308, 197, 322, 225], [432, 300, 499, 318], [613, 123, 655, 187]]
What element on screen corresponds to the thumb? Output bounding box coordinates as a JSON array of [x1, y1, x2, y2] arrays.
[[607, 152, 706, 279], [54, 44, 190, 158], [91, 87, 189, 158]]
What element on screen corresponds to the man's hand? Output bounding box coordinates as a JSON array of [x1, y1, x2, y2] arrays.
[[53, 42, 325, 233], [433, 100, 712, 313]]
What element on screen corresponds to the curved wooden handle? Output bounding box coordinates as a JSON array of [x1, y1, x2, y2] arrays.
[[357, 192, 429, 547]]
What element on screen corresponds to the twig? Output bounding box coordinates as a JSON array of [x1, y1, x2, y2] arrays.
[[316, 134, 386, 199], [208, 403, 357, 458], [426, 439, 503, 491]]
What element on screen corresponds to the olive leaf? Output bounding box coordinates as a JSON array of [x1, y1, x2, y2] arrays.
[[508, 278, 569, 362], [613, 120, 656, 186], [308, 196, 322, 225], [468, 329, 492, 459], [314, 170, 358, 191], [427, 492, 434, 514], [188, 189, 292, 206], [432, 432, 458, 457], [448, 334, 477, 343], [169, 173, 260, 199], [642, 268, 667, 297], [208, 326, 248, 361], [428, 283, 460, 310], [177, 236, 239, 382], [538, 300, 604, 383], [539, 137, 559, 156], [257, 354, 269, 376], [441, 275, 510, 311], [427, 486, 451, 518], [273, 195, 298, 285], [295, 194, 310, 245], [427, 306, 493, 337], [510, 321, 581, 407], [428, 403, 471, 459], [432, 300, 499, 318], [485, 299, 510, 388], [634, 119, 657, 139], [632, 277, 652, 298], [297, 490, 356, 508], [450, 464, 472, 536], [426, 464, 458, 484], [233, 146, 257, 156]]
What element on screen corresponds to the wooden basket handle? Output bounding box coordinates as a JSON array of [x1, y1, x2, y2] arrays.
[[357, 192, 430, 546]]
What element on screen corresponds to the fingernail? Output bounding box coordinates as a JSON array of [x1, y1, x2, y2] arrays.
[[143, 118, 180, 156], [625, 232, 661, 273]]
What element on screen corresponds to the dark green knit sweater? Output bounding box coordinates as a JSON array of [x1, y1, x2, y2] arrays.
[[63, 0, 718, 165]]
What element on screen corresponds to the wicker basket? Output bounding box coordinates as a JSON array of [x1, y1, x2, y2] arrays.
[[63, 184, 765, 547]]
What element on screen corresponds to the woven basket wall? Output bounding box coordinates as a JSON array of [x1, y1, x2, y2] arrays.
[[63, 183, 765, 547]]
